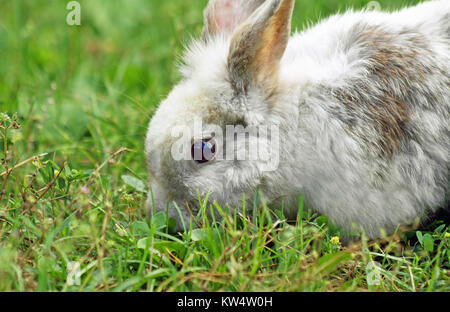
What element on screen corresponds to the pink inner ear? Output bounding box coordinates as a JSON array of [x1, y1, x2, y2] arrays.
[[214, 0, 247, 33], [215, 0, 235, 32]]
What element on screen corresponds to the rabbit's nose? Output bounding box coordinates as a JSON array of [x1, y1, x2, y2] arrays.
[[146, 197, 191, 233], [146, 180, 168, 213], [146, 182, 191, 233]]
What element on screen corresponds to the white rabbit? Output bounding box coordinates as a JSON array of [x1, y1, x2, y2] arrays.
[[145, 0, 449, 238]]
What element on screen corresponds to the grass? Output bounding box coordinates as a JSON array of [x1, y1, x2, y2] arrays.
[[0, 0, 449, 292]]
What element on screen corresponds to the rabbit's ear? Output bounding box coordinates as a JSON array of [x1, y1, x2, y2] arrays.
[[202, 0, 265, 39], [227, 0, 294, 94]]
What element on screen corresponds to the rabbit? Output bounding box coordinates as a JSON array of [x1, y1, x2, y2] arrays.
[[145, 0, 450, 239]]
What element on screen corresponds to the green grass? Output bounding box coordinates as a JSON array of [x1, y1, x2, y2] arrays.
[[0, 0, 449, 292]]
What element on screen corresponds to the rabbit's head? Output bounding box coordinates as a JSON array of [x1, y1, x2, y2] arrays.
[[146, 0, 296, 230]]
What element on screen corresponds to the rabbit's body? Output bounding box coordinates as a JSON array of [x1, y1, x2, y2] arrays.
[[272, 1, 450, 235], [146, 0, 449, 238]]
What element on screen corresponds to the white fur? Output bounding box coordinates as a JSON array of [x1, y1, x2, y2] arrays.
[[146, 0, 449, 238]]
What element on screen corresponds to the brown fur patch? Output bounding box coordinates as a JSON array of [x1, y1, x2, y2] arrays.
[[227, 0, 295, 96], [254, 0, 295, 84], [329, 24, 434, 158]]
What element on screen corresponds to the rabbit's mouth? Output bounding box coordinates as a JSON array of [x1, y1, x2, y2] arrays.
[[146, 176, 204, 231]]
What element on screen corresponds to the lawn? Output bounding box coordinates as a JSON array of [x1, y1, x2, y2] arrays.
[[0, 0, 448, 292]]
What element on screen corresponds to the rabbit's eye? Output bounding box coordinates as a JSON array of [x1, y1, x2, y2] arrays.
[[191, 139, 216, 164]]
